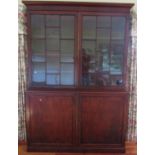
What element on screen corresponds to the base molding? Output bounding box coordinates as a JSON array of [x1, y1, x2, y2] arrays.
[[18, 140, 136, 154], [27, 145, 125, 153]]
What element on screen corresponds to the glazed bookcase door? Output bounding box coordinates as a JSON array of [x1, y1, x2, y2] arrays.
[[81, 15, 127, 88], [30, 14, 76, 87]]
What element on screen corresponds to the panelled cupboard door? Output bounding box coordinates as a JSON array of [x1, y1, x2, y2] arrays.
[[79, 93, 128, 145], [26, 92, 76, 145]]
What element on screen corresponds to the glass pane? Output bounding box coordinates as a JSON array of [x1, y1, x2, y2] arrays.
[[96, 53, 110, 72], [111, 75, 123, 86], [111, 40, 124, 54], [82, 47, 94, 86], [97, 16, 111, 28], [97, 28, 110, 40], [83, 16, 96, 39], [46, 28, 59, 39], [82, 40, 96, 56], [31, 15, 45, 38], [96, 40, 110, 52], [61, 63, 74, 85], [31, 39, 45, 54], [97, 73, 110, 86], [46, 39, 59, 51], [82, 73, 96, 86], [61, 53, 74, 63], [46, 74, 59, 85], [32, 62, 45, 82], [47, 56, 59, 74], [110, 63, 122, 75], [102, 53, 110, 71], [61, 63, 74, 72], [32, 55, 45, 62], [61, 16, 74, 39], [46, 15, 59, 27], [110, 39, 124, 77], [60, 72, 74, 85], [61, 40, 74, 53], [112, 17, 126, 39], [111, 55, 123, 65]]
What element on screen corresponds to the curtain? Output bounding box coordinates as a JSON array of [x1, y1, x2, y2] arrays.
[[18, 0, 27, 141], [18, 1, 137, 142], [127, 8, 137, 141]]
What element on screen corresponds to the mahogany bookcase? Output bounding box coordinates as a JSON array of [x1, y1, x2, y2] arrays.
[[23, 1, 134, 152]]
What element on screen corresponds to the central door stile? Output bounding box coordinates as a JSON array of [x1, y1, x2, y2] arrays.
[[76, 12, 82, 87], [74, 91, 80, 146]]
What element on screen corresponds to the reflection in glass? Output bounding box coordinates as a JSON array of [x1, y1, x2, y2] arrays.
[[61, 40, 74, 53], [82, 40, 96, 55], [97, 29, 110, 40], [60, 73, 74, 85], [110, 63, 122, 75], [82, 49, 91, 86], [83, 16, 96, 39], [111, 40, 124, 54], [47, 56, 59, 74], [31, 15, 45, 38], [46, 39, 59, 51], [31, 14, 75, 86], [32, 55, 45, 62], [46, 74, 59, 85], [61, 16, 74, 39], [97, 16, 111, 28], [110, 39, 124, 79], [82, 15, 126, 87], [61, 63, 74, 72], [111, 75, 123, 86], [46, 28, 59, 39], [111, 54, 123, 64], [95, 72, 109, 86], [31, 39, 45, 54], [32, 62, 45, 82], [112, 17, 126, 39], [61, 63, 74, 85], [46, 15, 59, 27], [61, 53, 74, 63]]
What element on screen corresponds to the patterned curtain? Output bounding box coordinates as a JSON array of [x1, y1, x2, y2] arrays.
[[18, 0, 27, 142], [127, 7, 137, 141], [18, 1, 137, 142]]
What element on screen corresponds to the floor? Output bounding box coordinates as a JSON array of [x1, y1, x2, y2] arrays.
[[18, 142, 136, 155]]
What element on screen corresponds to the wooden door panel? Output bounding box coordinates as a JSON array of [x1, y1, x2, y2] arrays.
[[28, 92, 75, 145], [80, 93, 127, 145]]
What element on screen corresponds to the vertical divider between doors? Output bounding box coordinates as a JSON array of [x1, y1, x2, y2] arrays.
[[59, 15, 61, 85], [44, 15, 47, 85], [109, 16, 113, 85], [77, 13, 82, 87], [74, 91, 80, 146], [75, 12, 82, 146]]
